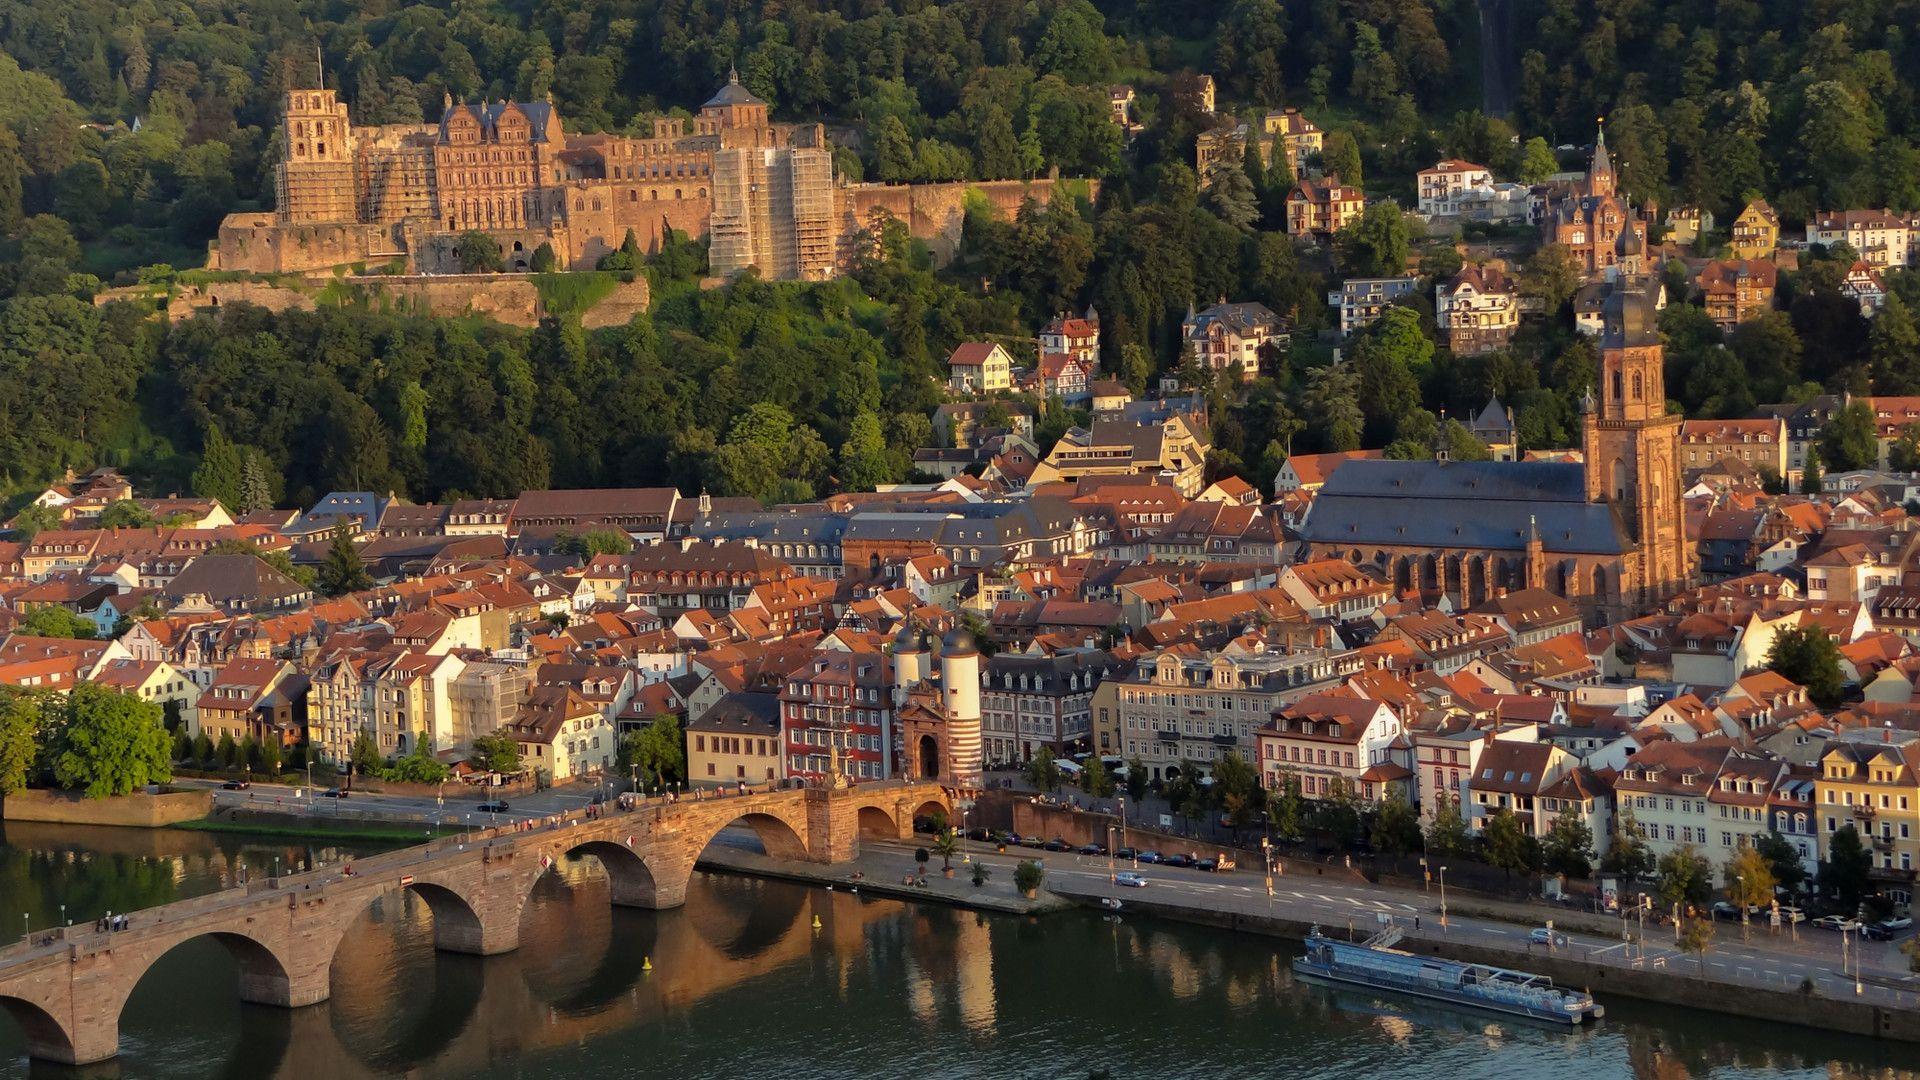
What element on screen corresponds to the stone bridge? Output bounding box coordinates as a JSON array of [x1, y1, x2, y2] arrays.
[[0, 779, 950, 1065]]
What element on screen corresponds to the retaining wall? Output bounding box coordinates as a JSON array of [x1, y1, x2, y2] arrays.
[[1, 788, 212, 828]]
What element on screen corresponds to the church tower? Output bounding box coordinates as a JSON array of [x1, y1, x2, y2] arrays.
[[1587, 122, 1615, 198], [1583, 220, 1689, 606]]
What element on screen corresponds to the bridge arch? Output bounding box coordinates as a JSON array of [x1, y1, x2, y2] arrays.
[[559, 839, 663, 909], [857, 804, 901, 840], [118, 929, 304, 1014], [909, 797, 951, 827], [0, 993, 79, 1065], [700, 810, 810, 863]]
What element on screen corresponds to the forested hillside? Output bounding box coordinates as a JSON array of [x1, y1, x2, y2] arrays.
[[0, 0, 1918, 506]]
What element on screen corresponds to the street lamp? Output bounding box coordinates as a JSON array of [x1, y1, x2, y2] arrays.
[[1438, 865, 1449, 927], [1736, 875, 1750, 941]]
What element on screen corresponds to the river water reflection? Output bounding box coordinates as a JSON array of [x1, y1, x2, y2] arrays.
[[4, 821, 1920, 1078]]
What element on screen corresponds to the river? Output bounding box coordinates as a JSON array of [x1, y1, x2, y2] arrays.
[[4, 821, 1919, 1079]]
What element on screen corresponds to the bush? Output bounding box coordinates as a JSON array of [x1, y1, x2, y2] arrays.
[[972, 863, 990, 887], [1013, 860, 1045, 896], [914, 847, 930, 866]]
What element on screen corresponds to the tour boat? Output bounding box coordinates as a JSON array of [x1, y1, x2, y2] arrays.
[[1293, 926, 1604, 1026]]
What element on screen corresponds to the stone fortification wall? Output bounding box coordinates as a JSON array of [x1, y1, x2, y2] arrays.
[[145, 272, 648, 330], [836, 177, 1098, 267]]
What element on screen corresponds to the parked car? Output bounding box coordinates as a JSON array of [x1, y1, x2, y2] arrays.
[[966, 827, 992, 842], [321, 788, 348, 799], [477, 800, 509, 814], [221, 780, 250, 791], [1043, 838, 1071, 852], [1114, 847, 1137, 861], [1776, 906, 1807, 924], [1196, 858, 1220, 872], [1078, 843, 1106, 856], [1021, 836, 1047, 849], [1113, 872, 1149, 888], [1529, 928, 1568, 947], [1813, 915, 1862, 932], [1711, 901, 1742, 920], [1865, 916, 1914, 940], [1135, 850, 1163, 864], [1160, 853, 1196, 869]]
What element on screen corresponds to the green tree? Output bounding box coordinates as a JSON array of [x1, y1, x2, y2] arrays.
[[455, 232, 505, 273], [1370, 791, 1422, 856], [1823, 825, 1872, 911], [1268, 771, 1305, 840], [1026, 747, 1062, 793], [192, 731, 214, 767], [623, 712, 685, 787], [556, 528, 632, 557], [237, 451, 277, 515], [1204, 157, 1259, 232], [529, 242, 558, 273], [1656, 844, 1714, 911], [1124, 755, 1148, 803], [1889, 424, 1920, 473], [1013, 858, 1046, 896], [1521, 243, 1583, 312], [0, 689, 46, 795], [1678, 918, 1716, 974], [1724, 845, 1776, 937], [1821, 401, 1879, 471], [1601, 809, 1657, 880], [1802, 444, 1825, 494], [349, 731, 383, 777], [932, 828, 960, 871], [1765, 624, 1847, 708], [1335, 203, 1410, 277], [1870, 293, 1920, 393], [1754, 829, 1809, 894], [1309, 778, 1363, 847], [191, 423, 245, 510], [1322, 131, 1364, 187], [97, 500, 155, 530], [1518, 137, 1559, 183], [1079, 755, 1115, 798], [1484, 808, 1542, 876], [317, 524, 372, 597], [9, 503, 61, 541], [384, 740, 451, 784], [18, 606, 97, 639], [52, 684, 171, 798], [1543, 807, 1596, 878], [838, 410, 892, 491], [469, 732, 523, 774], [1423, 794, 1472, 858]]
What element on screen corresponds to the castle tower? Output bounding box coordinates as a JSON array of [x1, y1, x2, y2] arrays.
[[276, 89, 359, 224], [891, 625, 929, 710], [938, 630, 984, 790], [1582, 268, 1689, 607]]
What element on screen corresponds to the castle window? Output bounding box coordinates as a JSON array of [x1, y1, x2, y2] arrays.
[[1632, 372, 1643, 399], [1612, 370, 1623, 401], [630, 190, 638, 202]]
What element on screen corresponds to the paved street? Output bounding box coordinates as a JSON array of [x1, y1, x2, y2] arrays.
[[848, 837, 1920, 1009], [172, 775, 619, 827]]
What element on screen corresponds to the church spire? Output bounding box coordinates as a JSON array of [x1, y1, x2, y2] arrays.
[[1589, 118, 1615, 197]]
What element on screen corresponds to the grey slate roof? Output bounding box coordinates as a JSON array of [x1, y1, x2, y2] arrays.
[[1302, 459, 1628, 555]]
